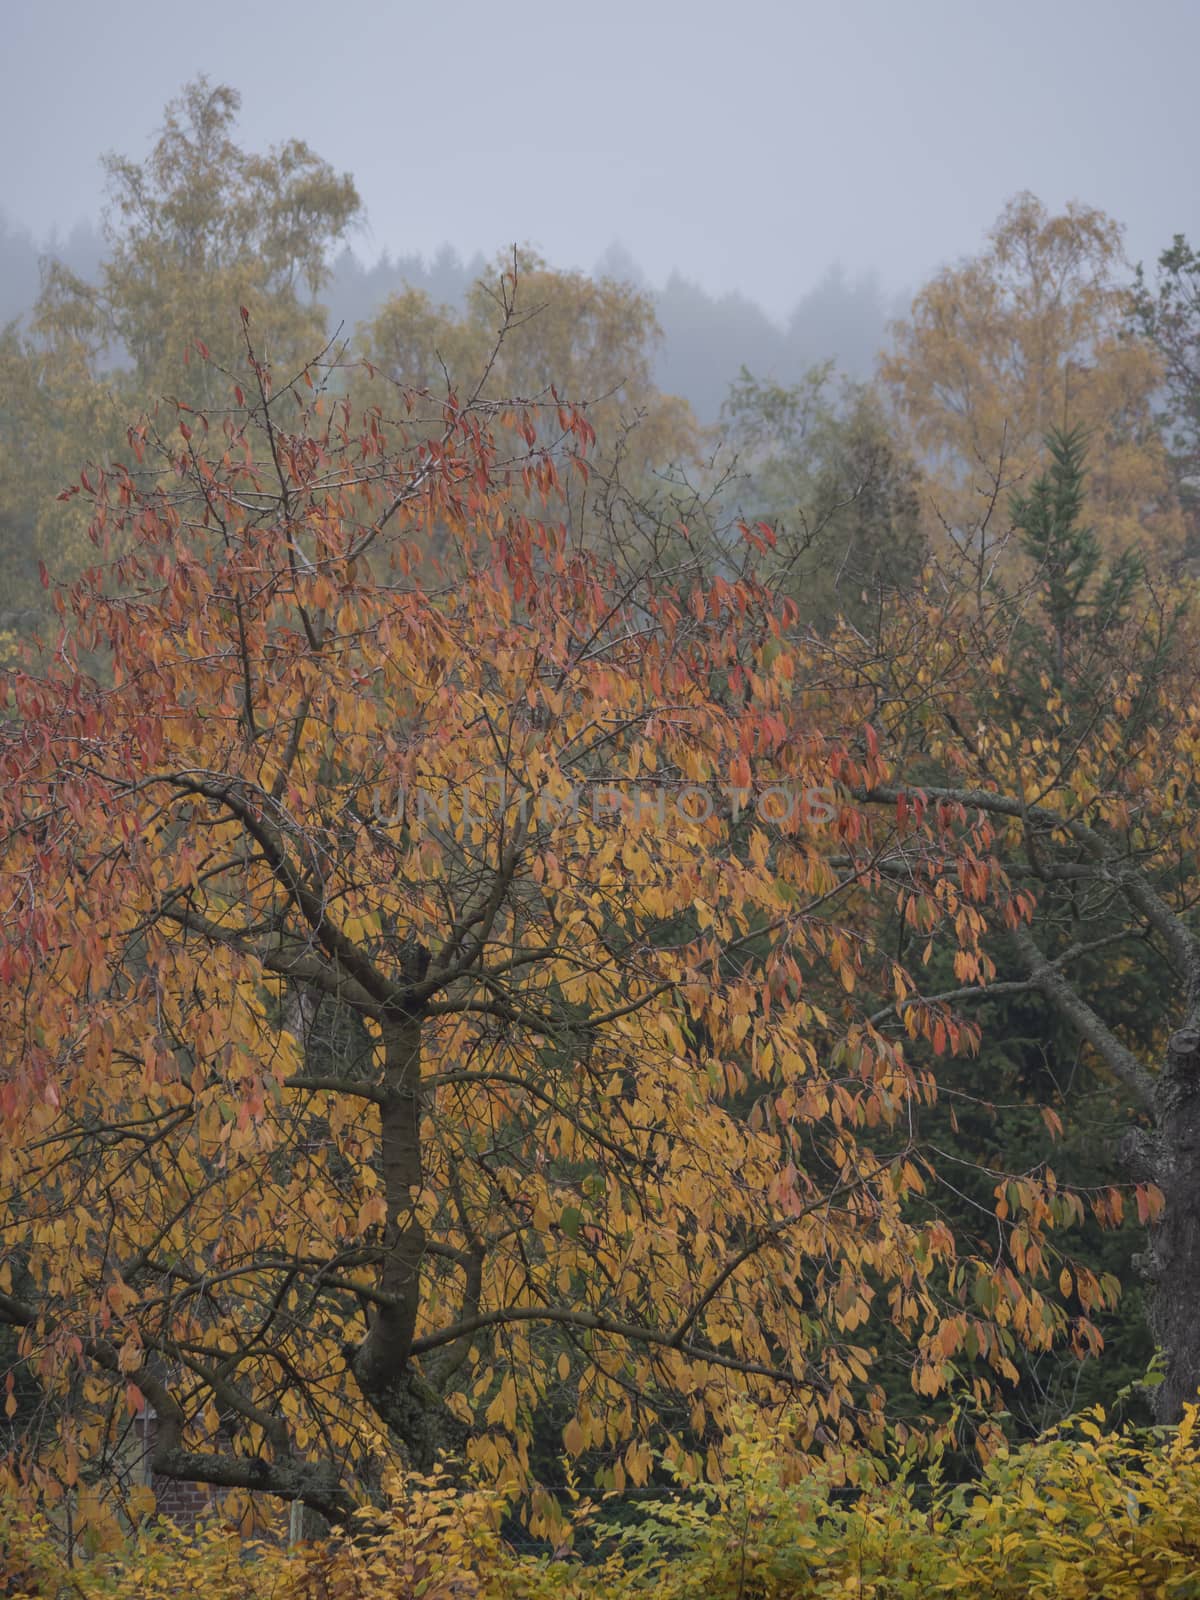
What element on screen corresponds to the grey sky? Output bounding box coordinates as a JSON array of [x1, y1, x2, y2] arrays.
[[4, 0, 1196, 317]]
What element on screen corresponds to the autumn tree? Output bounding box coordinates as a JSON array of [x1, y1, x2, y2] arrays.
[[0, 79, 359, 621], [800, 432, 1200, 1422], [881, 193, 1182, 566], [358, 250, 696, 492], [38, 77, 359, 400], [0, 328, 114, 639], [0, 327, 1095, 1536]]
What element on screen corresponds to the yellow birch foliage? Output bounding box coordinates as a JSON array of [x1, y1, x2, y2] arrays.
[[882, 193, 1184, 565], [359, 249, 696, 487]]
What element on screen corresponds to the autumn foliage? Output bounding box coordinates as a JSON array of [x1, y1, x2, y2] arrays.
[[6, 1407, 1200, 1597], [0, 305, 1133, 1544], [882, 192, 1184, 564]]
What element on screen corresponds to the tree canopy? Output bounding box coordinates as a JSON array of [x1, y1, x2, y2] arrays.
[[881, 193, 1183, 567], [0, 79, 360, 625], [0, 318, 1116, 1538]]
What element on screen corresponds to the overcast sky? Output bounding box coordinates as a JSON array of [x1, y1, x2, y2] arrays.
[[4, 0, 1196, 318]]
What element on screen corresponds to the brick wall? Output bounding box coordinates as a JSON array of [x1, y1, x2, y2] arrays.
[[132, 1410, 219, 1528]]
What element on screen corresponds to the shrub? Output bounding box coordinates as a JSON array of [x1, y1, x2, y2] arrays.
[[5, 1409, 1200, 1598]]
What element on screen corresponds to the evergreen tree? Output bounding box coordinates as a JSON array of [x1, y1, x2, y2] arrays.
[[1009, 425, 1143, 691]]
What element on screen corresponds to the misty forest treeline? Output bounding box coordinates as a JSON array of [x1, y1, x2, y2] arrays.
[[0, 208, 897, 428], [3, 85, 1194, 637], [7, 77, 1200, 1558], [3, 80, 1195, 627]]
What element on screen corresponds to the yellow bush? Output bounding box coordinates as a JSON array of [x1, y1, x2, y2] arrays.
[[5, 1410, 1200, 1598]]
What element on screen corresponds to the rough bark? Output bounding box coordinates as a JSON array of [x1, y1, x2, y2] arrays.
[[348, 939, 455, 1466], [1144, 1025, 1200, 1421]]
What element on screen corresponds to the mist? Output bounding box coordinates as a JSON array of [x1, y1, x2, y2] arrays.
[[4, 0, 1198, 421]]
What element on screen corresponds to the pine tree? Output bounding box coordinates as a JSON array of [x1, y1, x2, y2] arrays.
[[1009, 426, 1143, 689]]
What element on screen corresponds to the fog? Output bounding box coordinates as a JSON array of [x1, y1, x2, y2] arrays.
[[3, 0, 1197, 416]]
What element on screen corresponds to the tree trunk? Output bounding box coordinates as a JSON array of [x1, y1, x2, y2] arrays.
[[1148, 1026, 1200, 1422], [351, 972, 436, 1459]]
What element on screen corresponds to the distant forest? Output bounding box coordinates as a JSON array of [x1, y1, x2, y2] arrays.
[[0, 210, 902, 422]]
